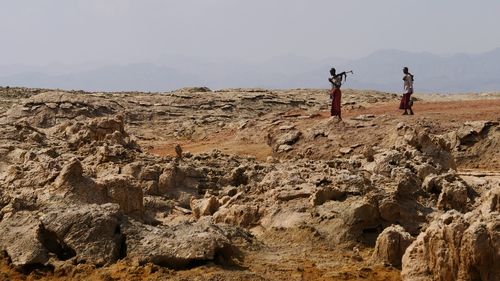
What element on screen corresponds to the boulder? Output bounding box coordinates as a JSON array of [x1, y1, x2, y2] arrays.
[[423, 172, 472, 212], [0, 212, 49, 266], [456, 121, 496, 146], [437, 182, 469, 212], [373, 150, 403, 177], [54, 158, 109, 204], [63, 116, 135, 149], [122, 219, 233, 268], [157, 163, 179, 194], [391, 167, 422, 198], [378, 198, 401, 222], [402, 188, 500, 281], [54, 158, 84, 188], [190, 196, 220, 218], [372, 225, 414, 267], [40, 203, 123, 266], [310, 186, 345, 206], [267, 130, 302, 153], [213, 204, 261, 227], [97, 175, 144, 216], [340, 198, 380, 236]]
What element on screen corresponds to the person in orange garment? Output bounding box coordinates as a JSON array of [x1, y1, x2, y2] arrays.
[[328, 68, 352, 120], [400, 66, 414, 115]]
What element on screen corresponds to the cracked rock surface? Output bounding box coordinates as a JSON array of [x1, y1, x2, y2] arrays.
[[0, 87, 498, 280]]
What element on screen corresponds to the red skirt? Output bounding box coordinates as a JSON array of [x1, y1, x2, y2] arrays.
[[399, 92, 412, 110], [330, 88, 341, 116]]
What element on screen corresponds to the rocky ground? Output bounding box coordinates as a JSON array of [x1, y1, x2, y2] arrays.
[[0, 86, 499, 281]]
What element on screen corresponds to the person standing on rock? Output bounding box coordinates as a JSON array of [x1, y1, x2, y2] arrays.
[[400, 67, 414, 115], [328, 68, 352, 120]]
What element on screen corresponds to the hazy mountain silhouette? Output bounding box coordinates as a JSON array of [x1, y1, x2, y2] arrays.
[[0, 64, 197, 92], [339, 48, 500, 92], [1, 49, 499, 92]]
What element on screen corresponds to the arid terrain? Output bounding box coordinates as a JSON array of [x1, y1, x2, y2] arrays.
[[0, 86, 498, 281]]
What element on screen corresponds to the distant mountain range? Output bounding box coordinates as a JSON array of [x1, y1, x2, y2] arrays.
[[1, 48, 500, 93]]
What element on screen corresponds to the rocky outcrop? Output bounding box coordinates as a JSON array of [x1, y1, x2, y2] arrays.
[[423, 172, 474, 213], [122, 219, 234, 268], [40, 203, 124, 266], [0, 89, 497, 280], [214, 204, 261, 227], [0, 212, 49, 266], [266, 130, 302, 153], [310, 186, 345, 206], [190, 196, 220, 218], [372, 225, 414, 267], [401, 188, 500, 281], [97, 175, 144, 217], [447, 121, 500, 169]]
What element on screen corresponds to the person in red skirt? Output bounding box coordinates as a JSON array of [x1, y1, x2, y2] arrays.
[[400, 67, 414, 115], [328, 68, 352, 120]]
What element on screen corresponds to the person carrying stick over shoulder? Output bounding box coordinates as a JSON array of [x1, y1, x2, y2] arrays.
[[328, 67, 353, 120]]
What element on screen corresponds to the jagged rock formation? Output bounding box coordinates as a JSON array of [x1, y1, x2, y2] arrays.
[[372, 225, 414, 267], [0, 88, 498, 280], [402, 187, 500, 281]]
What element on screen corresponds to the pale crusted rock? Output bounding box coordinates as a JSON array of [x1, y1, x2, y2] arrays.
[[402, 188, 500, 281], [340, 198, 380, 236], [61, 115, 138, 150], [122, 219, 233, 268], [310, 186, 345, 206], [40, 203, 123, 266], [1, 88, 497, 276], [0, 212, 49, 266], [437, 182, 469, 212], [378, 199, 401, 222], [402, 211, 467, 281], [157, 163, 179, 194], [414, 163, 437, 180], [362, 146, 376, 162], [373, 150, 403, 177], [391, 167, 422, 198], [276, 130, 301, 145], [456, 121, 496, 144], [395, 127, 456, 172], [339, 147, 353, 154], [97, 175, 144, 216], [276, 188, 312, 201], [54, 158, 84, 188], [422, 172, 466, 194], [423, 172, 472, 212], [279, 125, 295, 131], [121, 162, 143, 178], [190, 196, 220, 218], [54, 159, 109, 204], [138, 165, 162, 181], [277, 144, 293, 152], [214, 204, 261, 227], [457, 218, 499, 281], [479, 187, 500, 214], [372, 225, 414, 267], [267, 130, 302, 153], [221, 165, 248, 187]]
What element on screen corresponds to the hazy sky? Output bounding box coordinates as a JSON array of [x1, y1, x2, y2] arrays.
[[1, 0, 500, 65]]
